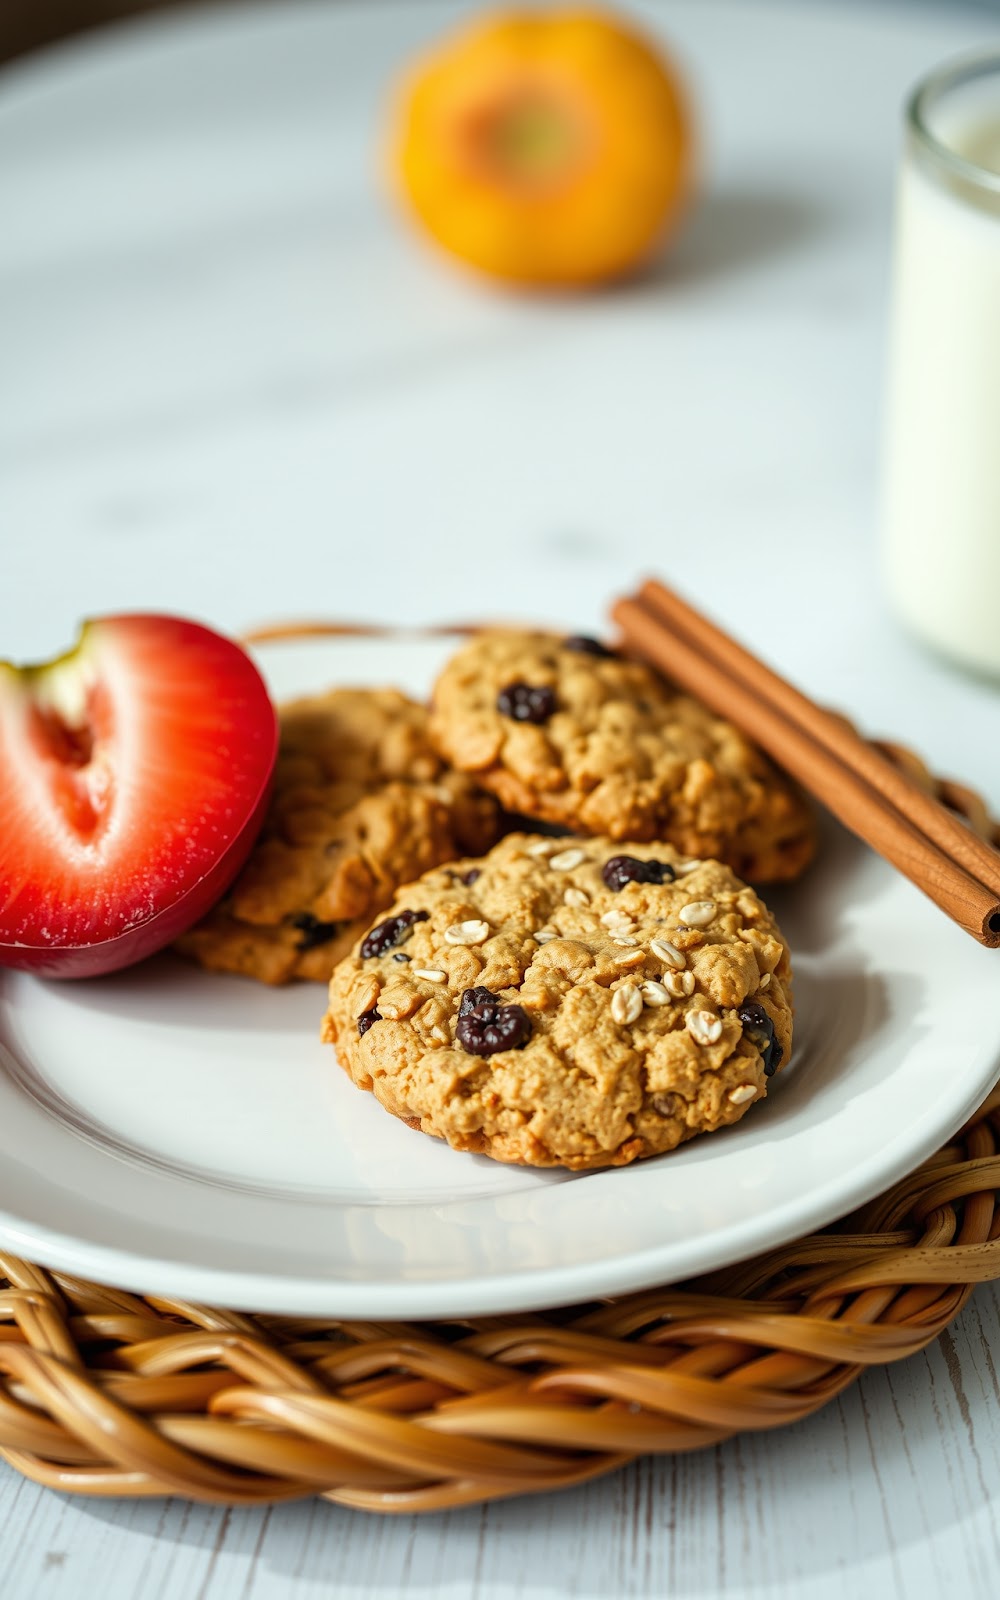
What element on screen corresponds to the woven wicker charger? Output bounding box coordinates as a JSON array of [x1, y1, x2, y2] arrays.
[[2, 624, 999, 1514]]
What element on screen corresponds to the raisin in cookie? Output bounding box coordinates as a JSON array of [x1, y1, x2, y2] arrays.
[[176, 688, 498, 983], [324, 833, 792, 1170], [429, 631, 814, 882]]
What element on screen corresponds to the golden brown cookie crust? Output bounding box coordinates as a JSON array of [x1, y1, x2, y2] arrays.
[[176, 688, 499, 983], [325, 833, 793, 1170], [428, 632, 814, 882]]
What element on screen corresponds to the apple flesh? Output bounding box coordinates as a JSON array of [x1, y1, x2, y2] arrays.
[[0, 614, 278, 978]]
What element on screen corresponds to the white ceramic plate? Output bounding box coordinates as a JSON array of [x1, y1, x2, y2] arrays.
[[0, 631, 997, 1318]]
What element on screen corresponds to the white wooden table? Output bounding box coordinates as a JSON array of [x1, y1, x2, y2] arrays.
[[4, 0, 1000, 1593]]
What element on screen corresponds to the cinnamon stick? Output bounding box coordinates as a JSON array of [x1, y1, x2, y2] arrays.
[[611, 590, 1000, 948], [638, 577, 1000, 899]]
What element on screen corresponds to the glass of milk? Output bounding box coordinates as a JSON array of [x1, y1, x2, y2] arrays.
[[882, 52, 1000, 676]]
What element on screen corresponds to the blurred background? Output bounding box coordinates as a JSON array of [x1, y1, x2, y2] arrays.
[[4, 0, 1000, 66], [2, 1, 164, 63], [3, 2, 173, 63], [4, 0, 1000, 787]]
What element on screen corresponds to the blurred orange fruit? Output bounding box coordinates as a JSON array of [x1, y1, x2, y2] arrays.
[[389, 7, 695, 288]]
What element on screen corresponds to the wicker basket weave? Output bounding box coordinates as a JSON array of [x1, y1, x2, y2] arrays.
[[1, 625, 998, 1513]]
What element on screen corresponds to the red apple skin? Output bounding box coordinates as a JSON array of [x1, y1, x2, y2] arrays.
[[1, 783, 272, 979], [0, 615, 279, 979]]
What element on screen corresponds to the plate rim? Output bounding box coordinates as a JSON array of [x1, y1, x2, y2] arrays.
[[0, 1064, 995, 1316]]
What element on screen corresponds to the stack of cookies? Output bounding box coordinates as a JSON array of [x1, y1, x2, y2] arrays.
[[179, 632, 814, 1170]]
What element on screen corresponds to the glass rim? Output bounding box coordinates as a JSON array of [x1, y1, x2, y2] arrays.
[[908, 48, 1000, 198]]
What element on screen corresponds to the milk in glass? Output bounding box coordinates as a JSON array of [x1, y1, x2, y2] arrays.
[[882, 55, 1000, 675]]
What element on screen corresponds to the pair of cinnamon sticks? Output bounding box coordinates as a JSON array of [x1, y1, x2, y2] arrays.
[[612, 580, 1000, 948]]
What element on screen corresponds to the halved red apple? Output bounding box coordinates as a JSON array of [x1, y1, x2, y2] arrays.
[[0, 614, 278, 978]]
